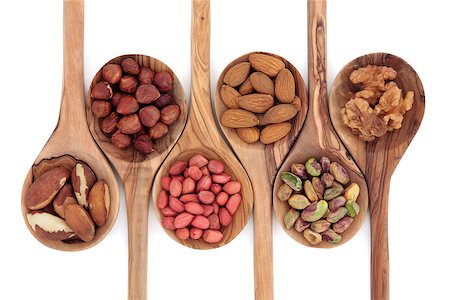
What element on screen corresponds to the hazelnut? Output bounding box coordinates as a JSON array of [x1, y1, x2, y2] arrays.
[[153, 71, 173, 92], [111, 130, 131, 148], [101, 112, 119, 134], [111, 92, 123, 107], [135, 84, 160, 104], [149, 121, 168, 139], [117, 114, 143, 134], [121, 58, 140, 75], [160, 104, 180, 125], [153, 93, 174, 108], [92, 100, 112, 118], [134, 135, 154, 155], [119, 75, 138, 93], [117, 95, 139, 115], [138, 67, 155, 85], [139, 106, 160, 127], [102, 64, 122, 84], [91, 81, 113, 100], [132, 129, 147, 140]]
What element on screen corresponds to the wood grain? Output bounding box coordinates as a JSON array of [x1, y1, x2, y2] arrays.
[[151, 0, 253, 250], [329, 52, 425, 300], [272, 0, 369, 249], [21, 0, 120, 251], [214, 53, 308, 300], [87, 54, 187, 300]]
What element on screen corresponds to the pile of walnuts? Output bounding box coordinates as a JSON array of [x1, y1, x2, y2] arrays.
[[341, 65, 414, 142]]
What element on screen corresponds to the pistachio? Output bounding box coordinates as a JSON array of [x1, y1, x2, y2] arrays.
[[305, 158, 322, 177], [311, 177, 325, 199], [290, 163, 308, 180], [345, 200, 360, 217], [321, 173, 335, 188], [284, 208, 300, 230], [326, 207, 348, 223], [320, 156, 331, 173], [301, 200, 328, 222], [304, 180, 319, 202], [330, 162, 350, 185], [294, 218, 310, 233], [324, 184, 344, 200], [333, 216, 354, 233], [310, 220, 331, 233], [344, 183, 360, 201], [303, 229, 322, 245], [288, 194, 310, 210], [328, 196, 347, 211], [322, 229, 342, 244], [280, 172, 303, 192], [277, 183, 293, 201]]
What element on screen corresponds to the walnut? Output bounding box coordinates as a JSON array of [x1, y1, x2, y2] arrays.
[[350, 65, 397, 106], [376, 87, 414, 131], [341, 98, 387, 142]]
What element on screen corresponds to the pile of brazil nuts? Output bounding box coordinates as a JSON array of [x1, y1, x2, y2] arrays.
[[277, 157, 361, 245], [157, 154, 242, 244], [25, 162, 110, 243], [91, 57, 180, 155], [219, 53, 301, 144]]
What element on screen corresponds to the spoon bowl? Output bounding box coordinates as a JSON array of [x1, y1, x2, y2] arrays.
[[329, 52, 425, 299], [21, 0, 120, 251]]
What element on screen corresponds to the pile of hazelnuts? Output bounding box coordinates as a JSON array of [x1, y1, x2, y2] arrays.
[[90, 57, 181, 155]]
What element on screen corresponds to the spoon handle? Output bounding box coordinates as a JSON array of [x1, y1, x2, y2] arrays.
[[58, 0, 86, 135], [124, 167, 153, 300]]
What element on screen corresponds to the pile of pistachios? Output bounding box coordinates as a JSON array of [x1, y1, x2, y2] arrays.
[[278, 157, 360, 245]]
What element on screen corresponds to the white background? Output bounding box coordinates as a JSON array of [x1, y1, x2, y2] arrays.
[[0, 0, 448, 299]]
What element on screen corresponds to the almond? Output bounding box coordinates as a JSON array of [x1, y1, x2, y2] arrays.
[[220, 109, 259, 128], [88, 180, 110, 227], [27, 211, 74, 240], [53, 183, 76, 218], [64, 203, 96, 242], [223, 62, 251, 87], [236, 127, 260, 144], [292, 95, 302, 111], [71, 163, 97, 209], [238, 94, 274, 113], [256, 114, 269, 126], [260, 122, 292, 144], [249, 54, 285, 77], [263, 104, 297, 124], [26, 167, 71, 210], [238, 77, 254, 95], [275, 68, 295, 103], [220, 85, 240, 108], [249, 72, 275, 96]]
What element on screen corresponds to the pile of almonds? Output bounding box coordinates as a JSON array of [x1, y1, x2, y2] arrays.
[[219, 53, 301, 144], [25, 162, 110, 243], [158, 154, 242, 244], [91, 57, 180, 155]]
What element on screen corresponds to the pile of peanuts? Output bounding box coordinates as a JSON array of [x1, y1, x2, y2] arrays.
[[158, 154, 242, 244]]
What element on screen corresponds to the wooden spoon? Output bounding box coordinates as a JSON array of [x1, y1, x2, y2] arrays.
[[87, 54, 187, 298], [329, 53, 425, 299], [152, 0, 253, 249], [21, 0, 120, 251], [214, 52, 307, 300], [273, 0, 369, 248]]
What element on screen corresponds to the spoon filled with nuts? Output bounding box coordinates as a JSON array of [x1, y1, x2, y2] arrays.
[[87, 54, 187, 298], [272, 0, 369, 248], [21, 0, 120, 251], [329, 53, 425, 299], [152, 0, 253, 249]]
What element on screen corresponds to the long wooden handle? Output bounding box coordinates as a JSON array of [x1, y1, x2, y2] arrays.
[[60, 0, 86, 132], [124, 167, 152, 300]]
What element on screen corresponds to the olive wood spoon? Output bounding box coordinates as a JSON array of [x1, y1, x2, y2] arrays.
[[273, 0, 369, 248], [21, 0, 120, 251], [214, 53, 307, 300], [152, 0, 253, 249], [329, 53, 425, 299]]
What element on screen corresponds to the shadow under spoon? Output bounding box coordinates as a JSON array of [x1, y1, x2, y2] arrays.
[[21, 0, 120, 251], [329, 52, 425, 300]]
